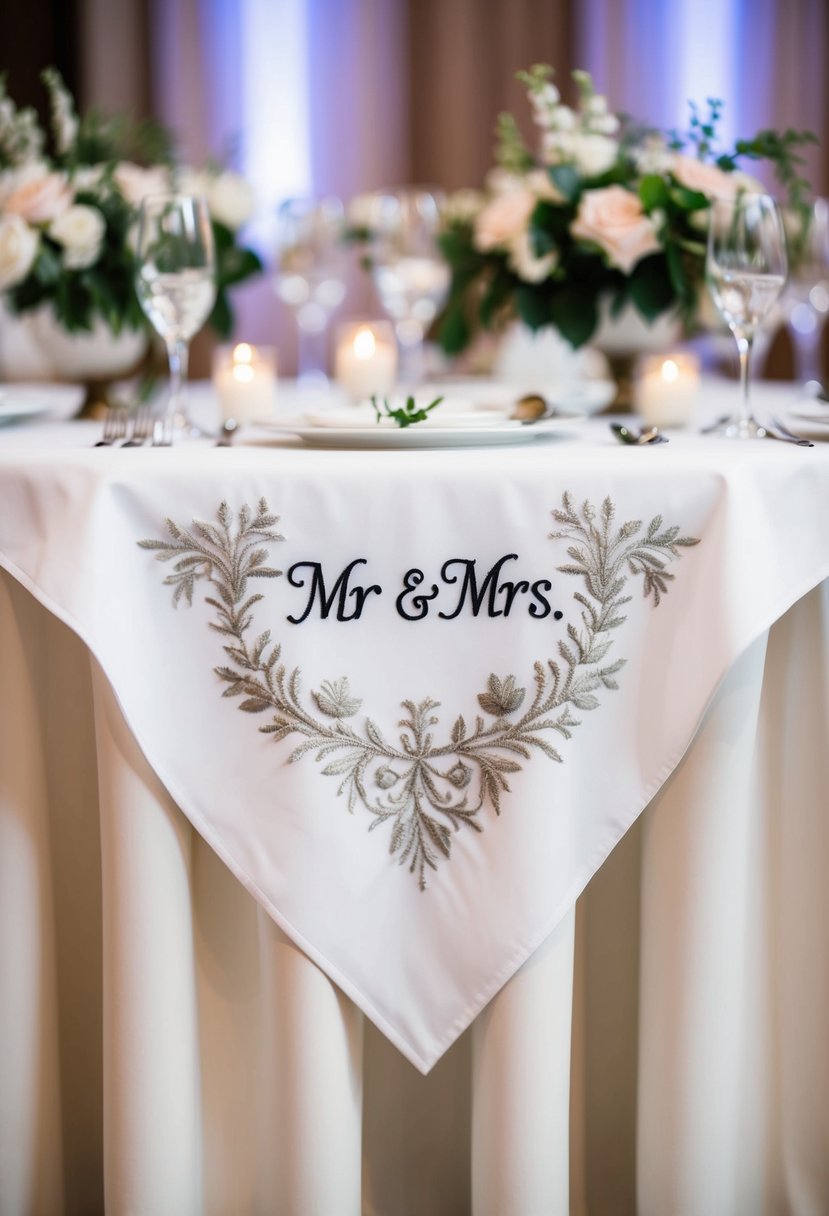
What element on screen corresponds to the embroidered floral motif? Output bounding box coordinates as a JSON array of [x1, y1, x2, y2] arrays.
[[140, 494, 699, 889]]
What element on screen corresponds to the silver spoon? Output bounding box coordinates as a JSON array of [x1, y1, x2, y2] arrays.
[[512, 394, 555, 422], [610, 423, 668, 445], [216, 419, 239, 447], [767, 417, 814, 447]]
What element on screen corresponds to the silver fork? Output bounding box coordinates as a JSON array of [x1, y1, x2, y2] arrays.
[[122, 406, 154, 447], [94, 409, 128, 446]]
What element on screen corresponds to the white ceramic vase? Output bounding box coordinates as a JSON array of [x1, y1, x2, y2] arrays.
[[0, 302, 148, 384]]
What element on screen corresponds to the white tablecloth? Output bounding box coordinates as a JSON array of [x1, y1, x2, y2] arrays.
[[1, 383, 829, 1213]]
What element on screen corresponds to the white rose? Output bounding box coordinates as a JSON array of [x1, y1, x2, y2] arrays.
[[206, 171, 254, 230], [568, 133, 619, 177], [113, 162, 170, 207], [591, 113, 620, 136], [442, 188, 485, 224], [508, 230, 558, 282], [72, 165, 105, 194], [3, 167, 72, 224], [177, 168, 210, 201], [0, 214, 39, 289], [485, 168, 526, 197], [536, 83, 560, 108], [634, 136, 675, 176], [571, 185, 660, 273], [550, 106, 577, 132], [49, 204, 105, 268]]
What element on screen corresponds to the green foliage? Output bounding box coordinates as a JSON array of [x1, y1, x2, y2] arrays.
[[1, 70, 261, 342], [436, 62, 817, 355], [495, 112, 534, 173], [371, 394, 445, 428], [548, 164, 581, 204]]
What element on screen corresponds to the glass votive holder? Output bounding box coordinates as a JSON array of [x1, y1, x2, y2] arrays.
[[634, 351, 700, 428], [334, 319, 398, 401], [212, 343, 278, 424]]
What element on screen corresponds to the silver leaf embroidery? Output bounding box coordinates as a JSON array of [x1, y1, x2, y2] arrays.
[[140, 493, 699, 890]]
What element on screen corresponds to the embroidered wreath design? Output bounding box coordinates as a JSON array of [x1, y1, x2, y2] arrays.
[[140, 494, 698, 889]]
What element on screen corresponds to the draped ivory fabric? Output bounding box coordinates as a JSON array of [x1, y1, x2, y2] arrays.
[[2, 567, 828, 1215], [1, 409, 829, 1071]]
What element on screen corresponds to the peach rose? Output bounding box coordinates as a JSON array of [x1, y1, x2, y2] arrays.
[[671, 155, 740, 201], [474, 189, 536, 252], [3, 169, 72, 224], [571, 185, 660, 273], [0, 215, 39, 289]]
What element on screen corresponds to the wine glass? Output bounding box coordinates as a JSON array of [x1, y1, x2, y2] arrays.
[[135, 193, 216, 436], [273, 197, 347, 389], [706, 193, 788, 438], [368, 189, 450, 383], [781, 198, 829, 399]]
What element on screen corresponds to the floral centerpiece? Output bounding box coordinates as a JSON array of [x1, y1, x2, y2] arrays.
[[0, 70, 261, 386], [438, 65, 815, 359]]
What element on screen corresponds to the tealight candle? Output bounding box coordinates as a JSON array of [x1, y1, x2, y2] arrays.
[[335, 320, 397, 401], [212, 343, 278, 424], [635, 352, 700, 428]]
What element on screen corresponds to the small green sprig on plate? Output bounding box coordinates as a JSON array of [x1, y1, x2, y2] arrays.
[[371, 394, 444, 427]]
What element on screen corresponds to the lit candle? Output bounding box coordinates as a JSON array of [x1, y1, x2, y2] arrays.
[[335, 320, 397, 401], [212, 343, 278, 424], [635, 352, 700, 428]]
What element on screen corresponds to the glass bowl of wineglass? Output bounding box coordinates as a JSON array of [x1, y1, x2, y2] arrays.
[[368, 189, 450, 383], [135, 193, 217, 436], [706, 193, 788, 439], [782, 198, 829, 399], [273, 196, 347, 390]]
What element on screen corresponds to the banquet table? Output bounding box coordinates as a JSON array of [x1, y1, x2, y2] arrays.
[[1, 379, 829, 1216]]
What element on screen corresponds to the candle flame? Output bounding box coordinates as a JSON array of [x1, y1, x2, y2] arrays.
[[234, 343, 254, 364], [353, 327, 377, 360], [661, 359, 679, 383]]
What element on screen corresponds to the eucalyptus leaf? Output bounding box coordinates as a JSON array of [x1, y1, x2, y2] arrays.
[[549, 163, 581, 204], [628, 254, 675, 321]]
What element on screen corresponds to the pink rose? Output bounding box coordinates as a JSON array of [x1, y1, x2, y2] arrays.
[[571, 185, 660, 273], [671, 155, 740, 201], [4, 170, 72, 224], [474, 189, 536, 252]]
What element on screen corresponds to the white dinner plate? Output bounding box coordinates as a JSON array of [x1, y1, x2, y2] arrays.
[[786, 400, 829, 426], [301, 405, 511, 430], [258, 417, 570, 449], [0, 384, 83, 425]]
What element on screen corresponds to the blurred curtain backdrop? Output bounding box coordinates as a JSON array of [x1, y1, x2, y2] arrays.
[[68, 0, 829, 364]]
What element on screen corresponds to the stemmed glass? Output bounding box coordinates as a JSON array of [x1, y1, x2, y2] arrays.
[[135, 193, 216, 436], [273, 197, 347, 388], [368, 189, 450, 383], [706, 193, 788, 438], [782, 198, 829, 398]]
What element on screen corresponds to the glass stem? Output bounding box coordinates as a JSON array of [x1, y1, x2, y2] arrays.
[[166, 338, 189, 424], [297, 325, 329, 386], [395, 321, 425, 384], [736, 333, 753, 427]]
